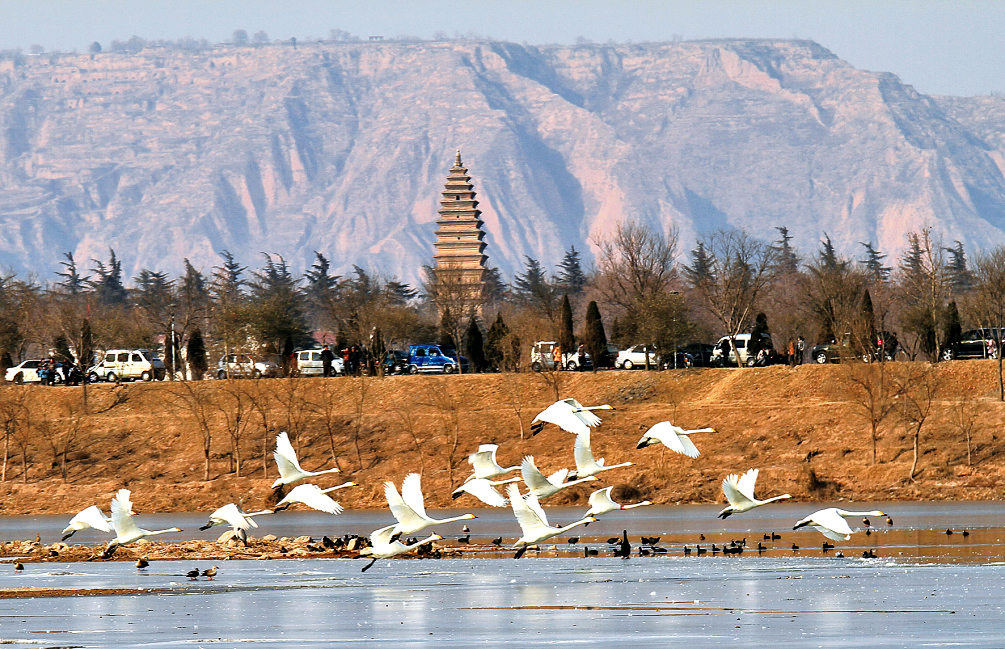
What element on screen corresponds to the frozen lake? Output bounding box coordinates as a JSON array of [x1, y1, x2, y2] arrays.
[[3, 501, 1005, 647]]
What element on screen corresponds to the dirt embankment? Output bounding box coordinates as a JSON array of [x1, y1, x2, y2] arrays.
[[1, 361, 1004, 518]]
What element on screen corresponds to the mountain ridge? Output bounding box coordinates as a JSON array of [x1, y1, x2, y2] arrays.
[[2, 38, 1004, 286]]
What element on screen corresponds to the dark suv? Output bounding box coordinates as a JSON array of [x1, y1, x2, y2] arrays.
[[382, 350, 409, 375], [943, 328, 1002, 360]]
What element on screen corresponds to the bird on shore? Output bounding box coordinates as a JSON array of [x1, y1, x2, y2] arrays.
[[793, 508, 888, 541], [14, 562, 24, 573], [612, 530, 631, 559], [451, 476, 522, 507], [274, 482, 355, 515], [508, 483, 597, 559], [568, 430, 633, 480], [718, 468, 791, 519], [635, 422, 715, 458], [530, 399, 614, 436], [271, 431, 340, 492], [201, 566, 218, 580], [520, 455, 597, 500], [465, 444, 520, 481], [359, 524, 442, 572], [103, 489, 182, 558], [199, 503, 274, 545], [186, 568, 200, 580], [61, 505, 116, 541], [136, 558, 149, 569], [582, 486, 651, 519], [386, 473, 477, 536]]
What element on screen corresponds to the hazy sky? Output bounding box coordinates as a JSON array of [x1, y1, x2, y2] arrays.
[[3, 0, 1003, 97]]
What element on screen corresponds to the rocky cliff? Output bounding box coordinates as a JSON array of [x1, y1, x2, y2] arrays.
[[2, 39, 1004, 286]]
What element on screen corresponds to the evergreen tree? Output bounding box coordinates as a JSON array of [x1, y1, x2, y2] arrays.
[[484, 312, 510, 371], [944, 240, 973, 294], [463, 318, 486, 372], [80, 318, 94, 371], [683, 241, 713, 286], [556, 245, 587, 296], [582, 300, 609, 371], [772, 226, 800, 275], [187, 328, 208, 379], [558, 294, 575, 359], [53, 334, 74, 366], [55, 252, 88, 295], [859, 241, 891, 282], [943, 300, 963, 360], [817, 234, 846, 272], [860, 288, 877, 357], [482, 267, 509, 305], [439, 307, 456, 348], [248, 253, 310, 352], [513, 256, 558, 319], [303, 251, 340, 328], [89, 249, 128, 305]]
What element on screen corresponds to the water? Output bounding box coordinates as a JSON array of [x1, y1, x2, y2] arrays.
[[2, 502, 1005, 647]]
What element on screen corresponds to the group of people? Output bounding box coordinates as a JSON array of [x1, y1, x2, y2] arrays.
[[318, 344, 365, 377]]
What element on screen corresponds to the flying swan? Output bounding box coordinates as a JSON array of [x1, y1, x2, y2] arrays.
[[102, 489, 182, 558], [508, 483, 597, 558], [274, 482, 356, 515], [793, 507, 888, 541], [583, 486, 652, 518], [718, 468, 791, 518], [530, 398, 614, 436], [568, 430, 633, 479], [199, 503, 274, 545], [360, 524, 442, 572], [452, 476, 522, 507], [520, 455, 597, 500], [386, 473, 476, 535], [635, 422, 716, 458], [271, 431, 340, 490], [465, 444, 520, 481], [61, 505, 116, 541]]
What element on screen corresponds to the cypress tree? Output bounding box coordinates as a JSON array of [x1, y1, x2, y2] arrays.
[[187, 328, 208, 380], [558, 294, 575, 360], [582, 301, 609, 371], [942, 300, 963, 361], [485, 313, 510, 371], [463, 318, 487, 373], [860, 288, 877, 357]]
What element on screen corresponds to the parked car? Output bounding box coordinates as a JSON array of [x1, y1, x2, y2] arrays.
[[407, 344, 469, 374], [88, 349, 166, 382], [382, 350, 409, 375], [294, 349, 344, 376], [710, 333, 774, 367], [5, 359, 66, 384], [943, 328, 1002, 360], [680, 343, 715, 367], [812, 331, 900, 364], [529, 341, 592, 371], [215, 353, 281, 379], [614, 345, 660, 370]]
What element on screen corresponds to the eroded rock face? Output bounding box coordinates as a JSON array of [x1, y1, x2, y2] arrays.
[[1, 39, 1003, 284]]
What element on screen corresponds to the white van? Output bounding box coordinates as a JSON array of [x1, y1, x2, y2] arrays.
[[88, 349, 166, 382], [711, 333, 773, 367], [295, 349, 344, 376]]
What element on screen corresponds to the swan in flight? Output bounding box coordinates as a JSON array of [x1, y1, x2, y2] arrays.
[[103, 489, 182, 558], [271, 431, 340, 490], [360, 524, 442, 572], [718, 468, 791, 519], [199, 503, 274, 545], [61, 505, 116, 541], [508, 483, 597, 558], [530, 398, 614, 436], [274, 482, 356, 515], [635, 422, 716, 458], [793, 508, 888, 541], [386, 473, 477, 535], [583, 486, 652, 518], [452, 476, 522, 507], [568, 430, 633, 479], [521, 455, 597, 500], [465, 444, 520, 481]]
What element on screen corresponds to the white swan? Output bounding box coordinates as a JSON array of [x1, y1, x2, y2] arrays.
[[103, 489, 182, 557], [274, 482, 355, 515], [386, 473, 476, 535], [360, 524, 442, 572], [530, 398, 614, 436], [569, 430, 633, 479], [583, 486, 652, 518], [61, 505, 115, 541], [521, 455, 597, 499], [508, 483, 597, 558], [718, 468, 791, 518], [452, 476, 522, 507], [271, 431, 340, 489], [793, 508, 888, 541], [465, 444, 520, 481], [635, 422, 716, 458], [199, 503, 274, 545]]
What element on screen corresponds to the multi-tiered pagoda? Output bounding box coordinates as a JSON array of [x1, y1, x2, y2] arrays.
[[432, 150, 489, 311]]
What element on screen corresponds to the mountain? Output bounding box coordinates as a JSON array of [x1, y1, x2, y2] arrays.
[[2, 39, 1004, 288]]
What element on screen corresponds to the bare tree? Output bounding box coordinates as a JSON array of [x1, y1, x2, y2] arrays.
[[419, 378, 463, 485], [0, 387, 29, 482], [842, 361, 903, 463], [948, 395, 982, 466], [244, 380, 276, 478], [394, 405, 426, 475], [347, 374, 370, 470], [684, 230, 777, 366], [214, 380, 254, 476], [309, 379, 347, 471], [166, 381, 215, 480], [891, 363, 943, 481], [896, 229, 951, 361], [971, 246, 1005, 400]]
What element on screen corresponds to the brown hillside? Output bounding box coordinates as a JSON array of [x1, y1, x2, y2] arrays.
[[2, 361, 1003, 516]]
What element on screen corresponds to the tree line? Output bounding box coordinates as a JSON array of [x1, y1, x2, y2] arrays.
[[1, 223, 1005, 388]]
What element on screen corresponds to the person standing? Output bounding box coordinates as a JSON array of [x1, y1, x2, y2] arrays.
[[577, 343, 586, 371], [552, 344, 562, 371], [796, 336, 806, 365], [320, 345, 335, 377]]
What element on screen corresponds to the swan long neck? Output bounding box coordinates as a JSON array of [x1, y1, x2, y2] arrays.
[[762, 494, 791, 504], [621, 501, 652, 510], [435, 514, 476, 525], [146, 527, 182, 537], [557, 517, 596, 534], [403, 534, 441, 550]]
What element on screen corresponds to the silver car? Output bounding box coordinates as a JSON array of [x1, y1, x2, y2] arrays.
[[216, 353, 280, 379]]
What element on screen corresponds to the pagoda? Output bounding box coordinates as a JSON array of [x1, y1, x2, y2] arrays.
[[432, 150, 489, 311]]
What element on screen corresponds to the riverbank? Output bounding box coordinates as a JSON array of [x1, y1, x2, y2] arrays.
[[1, 361, 1003, 519]]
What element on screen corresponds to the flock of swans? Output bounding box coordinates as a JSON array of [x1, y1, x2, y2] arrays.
[[58, 397, 891, 572]]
